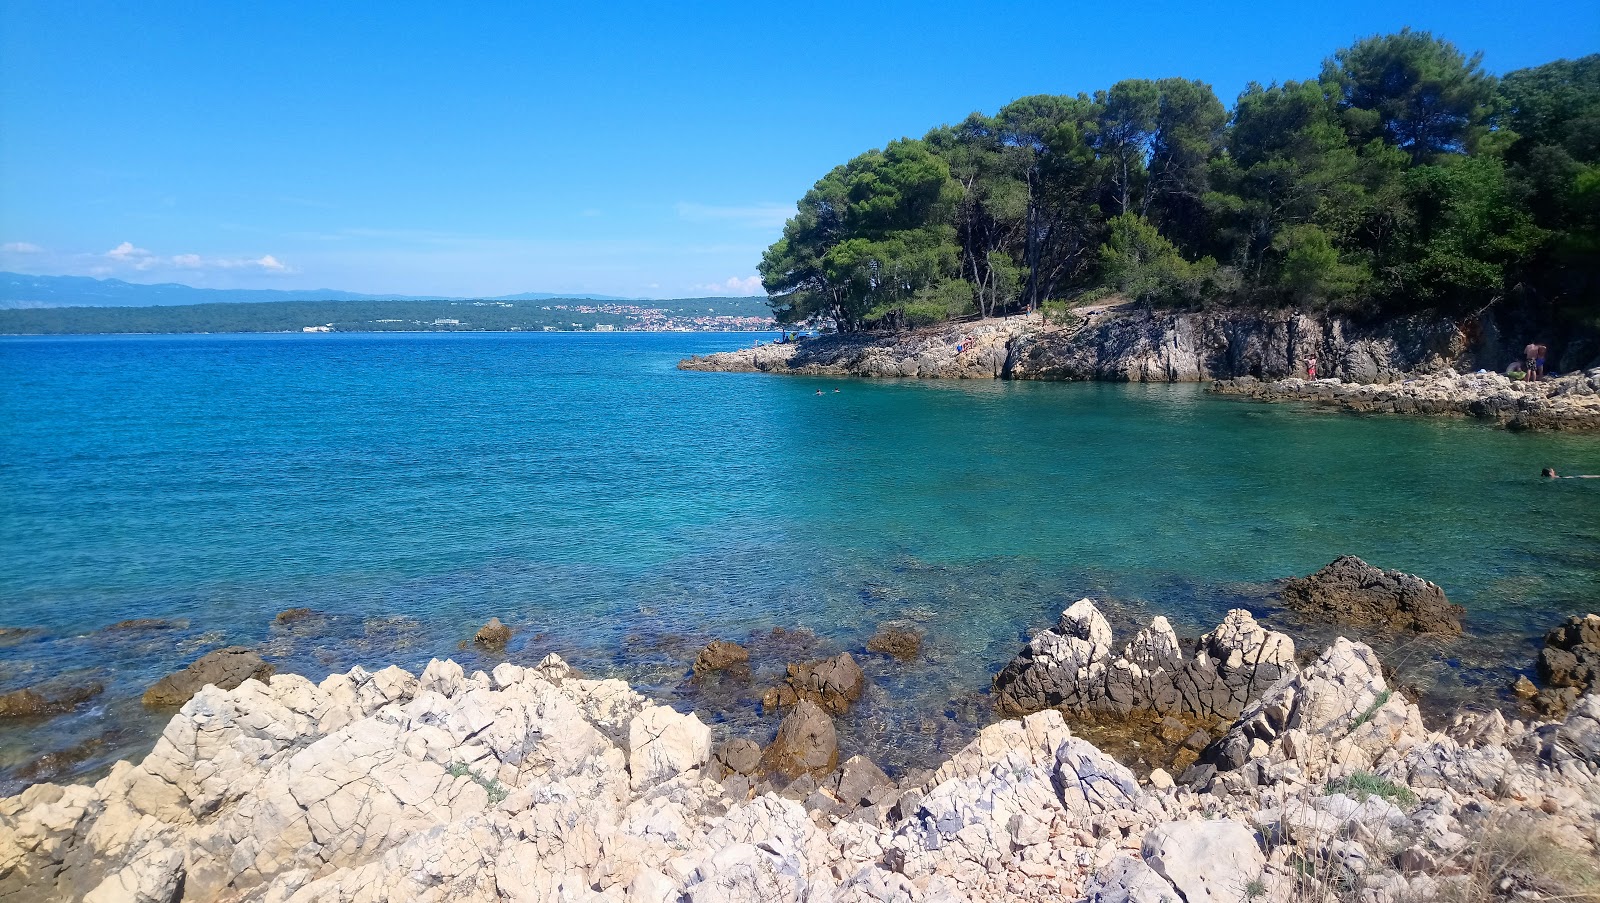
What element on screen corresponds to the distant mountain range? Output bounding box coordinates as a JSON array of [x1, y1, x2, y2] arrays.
[[0, 272, 651, 309]]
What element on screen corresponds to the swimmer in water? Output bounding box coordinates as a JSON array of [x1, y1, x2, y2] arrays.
[[1543, 468, 1600, 479]]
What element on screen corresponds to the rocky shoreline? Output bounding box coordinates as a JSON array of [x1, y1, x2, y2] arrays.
[[1211, 369, 1600, 431], [677, 307, 1600, 430], [5, 589, 1599, 901]]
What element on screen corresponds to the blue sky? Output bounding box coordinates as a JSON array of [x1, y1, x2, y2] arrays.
[[1, 1, 1595, 298]]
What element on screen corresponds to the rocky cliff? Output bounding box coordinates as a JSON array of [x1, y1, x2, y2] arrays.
[[684, 307, 1497, 384], [678, 306, 1522, 384], [680, 306, 1600, 428], [5, 619, 1598, 903]]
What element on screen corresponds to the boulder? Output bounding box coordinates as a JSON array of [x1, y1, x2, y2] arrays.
[[141, 647, 275, 707], [472, 617, 513, 651], [1281, 556, 1464, 634], [1536, 614, 1600, 694], [692, 640, 750, 676], [1537, 692, 1600, 781], [831, 755, 893, 808], [865, 625, 922, 661], [274, 607, 317, 624], [628, 704, 711, 791], [760, 698, 838, 780], [1086, 854, 1182, 903], [1141, 820, 1265, 903], [712, 738, 761, 776], [761, 652, 865, 715], [0, 681, 104, 718]]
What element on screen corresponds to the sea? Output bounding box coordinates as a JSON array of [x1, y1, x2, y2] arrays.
[[3, 330, 1599, 791]]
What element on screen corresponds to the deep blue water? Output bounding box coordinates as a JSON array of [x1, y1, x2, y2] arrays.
[[3, 331, 1598, 787]]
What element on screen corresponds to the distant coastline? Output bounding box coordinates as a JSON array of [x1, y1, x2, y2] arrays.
[[0, 297, 777, 336]]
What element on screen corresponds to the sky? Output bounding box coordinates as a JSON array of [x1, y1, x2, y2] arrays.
[[1, 2, 1596, 299]]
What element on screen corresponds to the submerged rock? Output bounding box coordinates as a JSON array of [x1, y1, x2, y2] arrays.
[[273, 607, 318, 624], [692, 639, 750, 677], [992, 600, 1295, 722], [0, 681, 104, 719], [1281, 556, 1465, 634], [866, 624, 923, 661], [100, 618, 187, 633], [141, 647, 275, 707], [472, 617, 512, 652]]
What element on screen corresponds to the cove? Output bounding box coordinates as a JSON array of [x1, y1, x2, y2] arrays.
[[2, 331, 1598, 789]]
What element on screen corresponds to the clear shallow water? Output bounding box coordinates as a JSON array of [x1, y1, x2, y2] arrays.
[[2, 331, 1598, 788]]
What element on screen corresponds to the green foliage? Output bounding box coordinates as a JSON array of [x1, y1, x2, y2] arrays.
[[761, 37, 1598, 333], [1321, 28, 1496, 163], [1274, 225, 1370, 307], [1325, 770, 1418, 808], [447, 762, 509, 805], [1098, 214, 1221, 308], [1039, 300, 1081, 328]]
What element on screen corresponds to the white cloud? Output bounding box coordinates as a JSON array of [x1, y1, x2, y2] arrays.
[[1, 241, 43, 253], [693, 275, 764, 296], [106, 241, 149, 261], [100, 241, 291, 274], [676, 202, 792, 230]]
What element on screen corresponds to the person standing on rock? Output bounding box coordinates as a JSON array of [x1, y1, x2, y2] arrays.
[[1525, 343, 1540, 381], [1306, 356, 1317, 380], [1537, 343, 1548, 379]]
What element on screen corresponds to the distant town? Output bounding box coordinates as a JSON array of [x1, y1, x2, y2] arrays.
[[526, 303, 775, 332], [0, 297, 779, 336]]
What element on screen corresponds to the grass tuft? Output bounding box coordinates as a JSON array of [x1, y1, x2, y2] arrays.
[[1324, 770, 1417, 808], [447, 761, 510, 805]]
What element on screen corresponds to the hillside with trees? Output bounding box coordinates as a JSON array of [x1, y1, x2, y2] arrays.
[[759, 31, 1599, 340]]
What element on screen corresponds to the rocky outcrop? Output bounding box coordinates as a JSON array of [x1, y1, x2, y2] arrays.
[[1530, 614, 1600, 717], [0, 682, 103, 719], [1197, 638, 1424, 781], [1281, 556, 1465, 635], [472, 617, 512, 651], [692, 639, 751, 676], [1213, 368, 1600, 431], [679, 319, 1019, 380], [992, 600, 1295, 721], [762, 652, 866, 715], [140, 647, 275, 707], [3, 643, 1597, 903], [681, 308, 1600, 429]]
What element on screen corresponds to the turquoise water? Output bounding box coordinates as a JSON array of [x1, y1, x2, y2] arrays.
[[3, 331, 1599, 788]]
